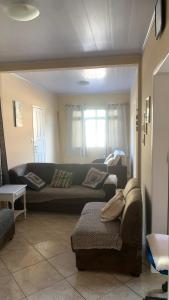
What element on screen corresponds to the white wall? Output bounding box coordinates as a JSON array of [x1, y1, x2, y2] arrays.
[[130, 74, 138, 177], [58, 93, 130, 163], [151, 74, 169, 234], [1, 73, 60, 168]]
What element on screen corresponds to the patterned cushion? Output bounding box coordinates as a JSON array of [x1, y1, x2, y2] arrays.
[[20, 172, 46, 191], [50, 169, 73, 188], [82, 167, 108, 189], [101, 190, 125, 222]]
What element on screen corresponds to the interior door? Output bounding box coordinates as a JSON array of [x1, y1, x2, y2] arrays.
[[32, 106, 46, 162]]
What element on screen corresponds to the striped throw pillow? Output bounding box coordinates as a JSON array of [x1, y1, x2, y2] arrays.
[[50, 169, 73, 188]]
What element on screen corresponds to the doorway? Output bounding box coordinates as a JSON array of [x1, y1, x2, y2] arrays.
[[32, 106, 46, 162]]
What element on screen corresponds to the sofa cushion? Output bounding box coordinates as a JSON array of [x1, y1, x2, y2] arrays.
[[82, 167, 107, 189], [26, 185, 105, 203], [20, 172, 46, 191], [50, 169, 73, 188], [123, 178, 139, 198], [81, 202, 106, 215], [71, 207, 122, 251], [101, 190, 125, 222]]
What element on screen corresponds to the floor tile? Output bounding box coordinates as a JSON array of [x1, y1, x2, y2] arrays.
[[113, 273, 132, 283], [49, 251, 77, 277], [100, 285, 141, 299], [13, 260, 63, 296], [34, 239, 70, 258], [27, 279, 84, 300], [0, 274, 24, 300], [0, 258, 10, 277], [0, 236, 30, 255], [1, 245, 44, 272], [67, 271, 122, 300], [126, 271, 166, 298]]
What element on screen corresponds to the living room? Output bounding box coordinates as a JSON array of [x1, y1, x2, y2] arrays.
[[0, 0, 169, 300]]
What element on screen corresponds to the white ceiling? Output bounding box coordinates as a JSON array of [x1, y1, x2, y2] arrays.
[[15, 66, 137, 94], [0, 0, 156, 63]]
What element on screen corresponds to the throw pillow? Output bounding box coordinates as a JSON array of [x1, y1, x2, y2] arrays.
[[104, 155, 121, 166], [104, 153, 114, 163], [82, 167, 108, 189], [101, 190, 125, 222], [50, 169, 73, 188], [20, 172, 46, 191], [123, 178, 139, 198]]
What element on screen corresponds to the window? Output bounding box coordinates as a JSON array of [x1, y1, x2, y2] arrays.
[[84, 109, 106, 148], [66, 104, 129, 157]]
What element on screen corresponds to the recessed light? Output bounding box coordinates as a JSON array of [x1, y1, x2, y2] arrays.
[[78, 80, 90, 86], [3, 0, 40, 22]]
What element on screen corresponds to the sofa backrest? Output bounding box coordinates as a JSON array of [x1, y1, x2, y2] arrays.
[[120, 187, 142, 248], [9, 163, 107, 185]]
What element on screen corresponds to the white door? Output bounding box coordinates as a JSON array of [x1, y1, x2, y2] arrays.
[[32, 106, 46, 162]]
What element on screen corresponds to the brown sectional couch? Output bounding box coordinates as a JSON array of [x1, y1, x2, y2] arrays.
[[9, 163, 117, 213]]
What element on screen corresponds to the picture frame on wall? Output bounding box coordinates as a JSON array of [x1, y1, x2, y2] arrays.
[[144, 111, 148, 134], [13, 100, 23, 127], [145, 96, 151, 123]]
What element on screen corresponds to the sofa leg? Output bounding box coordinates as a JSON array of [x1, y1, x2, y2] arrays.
[[77, 267, 85, 271]]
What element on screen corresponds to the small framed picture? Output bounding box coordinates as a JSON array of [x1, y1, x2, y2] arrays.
[[146, 96, 151, 123], [144, 111, 148, 134], [13, 100, 23, 127]]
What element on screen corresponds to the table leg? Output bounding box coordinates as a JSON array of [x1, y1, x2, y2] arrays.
[[23, 192, 26, 219]]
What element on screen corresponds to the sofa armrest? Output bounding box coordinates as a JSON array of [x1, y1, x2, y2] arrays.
[[108, 165, 127, 188], [103, 174, 117, 200], [92, 158, 105, 163]]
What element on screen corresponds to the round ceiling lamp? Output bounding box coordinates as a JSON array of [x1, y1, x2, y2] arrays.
[[78, 80, 90, 86], [3, 0, 40, 21]]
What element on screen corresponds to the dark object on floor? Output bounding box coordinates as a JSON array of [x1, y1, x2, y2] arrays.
[[0, 208, 15, 249], [71, 178, 142, 275]]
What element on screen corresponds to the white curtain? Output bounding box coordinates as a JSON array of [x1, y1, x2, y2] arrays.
[[106, 104, 129, 156], [66, 105, 87, 157], [66, 104, 129, 158]]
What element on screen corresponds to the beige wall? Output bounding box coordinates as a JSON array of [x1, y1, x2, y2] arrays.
[[142, 0, 169, 235], [0, 73, 60, 169], [130, 74, 138, 177], [58, 93, 130, 163]]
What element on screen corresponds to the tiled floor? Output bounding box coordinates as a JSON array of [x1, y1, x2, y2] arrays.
[[0, 212, 167, 300]]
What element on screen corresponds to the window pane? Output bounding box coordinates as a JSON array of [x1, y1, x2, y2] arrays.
[[85, 119, 106, 148], [85, 119, 96, 147], [84, 110, 96, 118], [97, 120, 106, 147], [97, 110, 106, 117]]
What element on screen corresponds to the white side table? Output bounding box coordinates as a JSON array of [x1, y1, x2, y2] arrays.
[[0, 184, 27, 220]]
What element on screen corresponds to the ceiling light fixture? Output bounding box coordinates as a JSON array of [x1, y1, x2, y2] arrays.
[[78, 80, 90, 86], [3, 0, 40, 21], [84, 68, 106, 80]]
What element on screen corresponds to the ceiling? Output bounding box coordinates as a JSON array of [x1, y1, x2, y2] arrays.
[[0, 0, 156, 63], [15, 66, 137, 94]]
